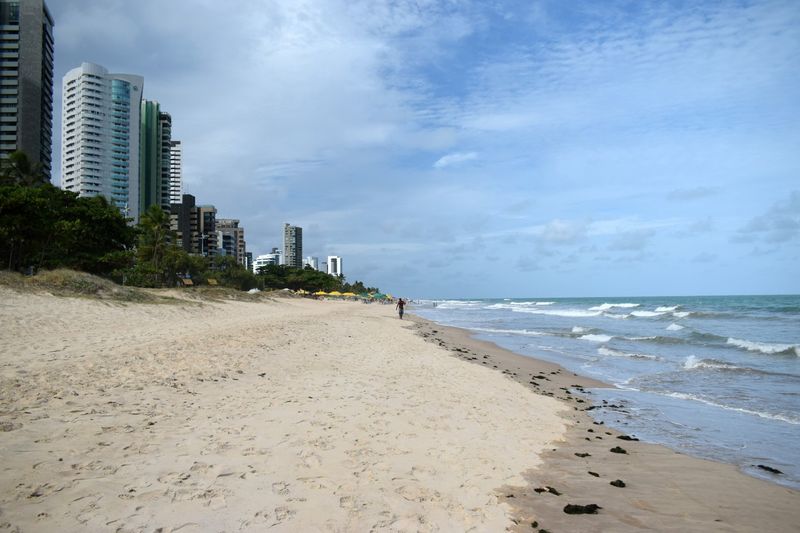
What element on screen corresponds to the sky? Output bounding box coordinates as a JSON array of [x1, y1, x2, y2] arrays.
[[49, 0, 799, 298]]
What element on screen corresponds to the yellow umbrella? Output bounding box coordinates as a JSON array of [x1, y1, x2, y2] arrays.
[[314, 290, 328, 296], [328, 291, 343, 296], [342, 292, 356, 297]]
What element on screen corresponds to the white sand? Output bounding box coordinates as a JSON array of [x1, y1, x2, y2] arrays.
[[0, 290, 567, 532]]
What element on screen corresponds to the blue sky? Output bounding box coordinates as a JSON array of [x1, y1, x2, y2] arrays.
[[50, 0, 799, 298]]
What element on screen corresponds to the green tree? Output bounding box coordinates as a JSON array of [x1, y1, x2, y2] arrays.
[[0, 183, 134, 273], [0, 151, 48, 187]]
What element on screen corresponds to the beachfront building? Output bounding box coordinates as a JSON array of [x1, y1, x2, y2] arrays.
[[283, 223, 302, 268], [158, 111, 172, 210], [244, 251, 252, 272], [0, 0, 54, 180], [216, 218, 246, 266], [169, 193, 195, 253], [168, 193, 218, 257], [252, 248, 281, 273], [327, 255, 342, 277], [197, 205, 217, 257], [303, 256, 318, 270], [139, 100, 173, 215], [60, 62, 143, 222], [168, 139, 182, 204]]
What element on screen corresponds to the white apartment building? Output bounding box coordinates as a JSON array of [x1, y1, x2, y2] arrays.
[[327, 255, 342, 277], [61, 62, 143, 222], [169, 139, 182, 204], [304, 256, 318, 270], [252, 248, 281, 273]]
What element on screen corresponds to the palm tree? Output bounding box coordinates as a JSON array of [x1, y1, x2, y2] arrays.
[[0, 151, 48, 187]]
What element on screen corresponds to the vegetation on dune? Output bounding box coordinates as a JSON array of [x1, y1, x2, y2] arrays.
[[0, 151, 380, 294]]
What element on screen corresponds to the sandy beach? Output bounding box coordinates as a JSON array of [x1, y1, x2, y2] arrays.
[[1, 287, 798, 532]]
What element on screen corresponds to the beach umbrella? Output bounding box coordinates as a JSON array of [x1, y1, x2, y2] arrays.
[[371, 293, 386, 299], [358, 293, 371, 299], [314, 290, 328, 296], [342, 292, 356, 297], [328, 290, 343, 296]]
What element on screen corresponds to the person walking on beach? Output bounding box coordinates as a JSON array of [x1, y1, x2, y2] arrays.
[[396, 298, 406, 319]]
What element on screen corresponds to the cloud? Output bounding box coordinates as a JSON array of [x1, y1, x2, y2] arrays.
[[433, 151, 478, 168], [538, 219, 587, 245], [608, 230, 655, 251], [667, 187, 720, 201], [692, 252, 717, 263], [737, 191, 800, 243]]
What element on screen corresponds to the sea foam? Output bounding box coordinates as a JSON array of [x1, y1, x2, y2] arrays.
[[580, 334, 613, 342], [598, 347, 659, 360], [589, 303, 640, 311], [666, 323, 685, 331], [727, 338, 799, 356]]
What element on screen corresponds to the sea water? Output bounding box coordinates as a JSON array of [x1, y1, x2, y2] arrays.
[[413, 295, 800, 488]]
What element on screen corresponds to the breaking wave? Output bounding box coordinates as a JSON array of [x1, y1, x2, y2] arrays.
[[726, 338, 799, 356], [588, 303, 641, 311], [666, 323, 685, 331], [598, 347, 660, 360], [580, 334, 613, 342]]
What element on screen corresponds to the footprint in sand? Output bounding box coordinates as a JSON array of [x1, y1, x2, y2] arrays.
[[272, 481, 290, 496]]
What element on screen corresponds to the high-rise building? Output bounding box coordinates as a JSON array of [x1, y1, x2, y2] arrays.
[[327, 255, 342, 277], [0, 0, 54, 179], [217, 218, 246, 266], [139, 100, 173, 215], [252, 248, 281, 273], [61, 63, 143, 222], [283, 223, 302, 268], [169, 193, 195, 253], [158, 111, 172, 211], [198, 205, 217, 257], [304, 256, 318, 270], [168, 140, 182, 204]]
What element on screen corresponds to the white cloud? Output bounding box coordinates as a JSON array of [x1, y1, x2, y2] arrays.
[[433, 151, 478, 168]]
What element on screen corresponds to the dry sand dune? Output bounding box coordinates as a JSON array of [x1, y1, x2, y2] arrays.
[[0, 290, 567, 532]]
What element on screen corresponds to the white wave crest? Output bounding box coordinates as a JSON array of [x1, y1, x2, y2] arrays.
[[656, 306, 679, 312], [572, 326, 587, 333], [666, 323, 684, 331], [536, 301, 556, 306], [598, 347, 659, 360], [472, 327, 546, 337], [727, 338, 799, 356], [511, 308, 603, 318], [588, 303, 641, 311], [603, 313, 630, 319], [580, 334, 613, 342], [630, 311, 667, 318], [683, 355, 739, 370], [673, 311, 691, 318], [435, 300, 483, 309], [660, 391, 800, 425]]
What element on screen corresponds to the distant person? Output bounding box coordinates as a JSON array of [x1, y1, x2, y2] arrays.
[[396, 298, 406, 319]]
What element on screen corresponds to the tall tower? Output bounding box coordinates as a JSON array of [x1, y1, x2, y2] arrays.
[[168, 140, 182, 205], [61, 63, 143, 222], [139, 100, 172, 215], [283, 223, 302, 268], [0, 0, 55, 179], [327, 256, 342, 277]]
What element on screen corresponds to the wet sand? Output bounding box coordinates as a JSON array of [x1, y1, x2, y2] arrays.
[[409, 314, 800, 532]]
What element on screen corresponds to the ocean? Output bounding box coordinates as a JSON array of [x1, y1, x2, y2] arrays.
[[412, 295, 800, 489]]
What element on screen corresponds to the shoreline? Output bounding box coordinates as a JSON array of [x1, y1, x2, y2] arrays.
[[407, 312, 800, 532]]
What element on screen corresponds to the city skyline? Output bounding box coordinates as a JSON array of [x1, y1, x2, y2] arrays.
[[47, 1, 800, 298]]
